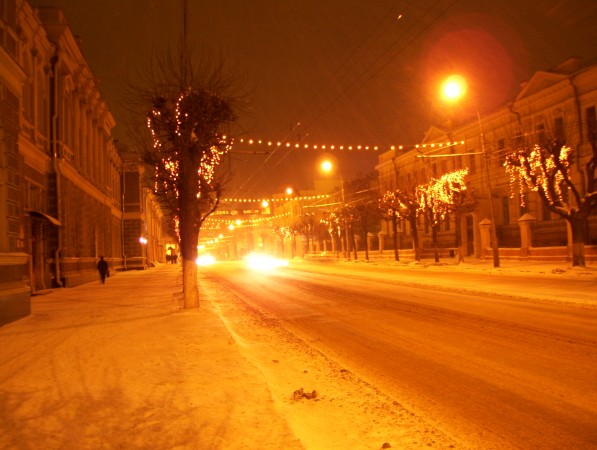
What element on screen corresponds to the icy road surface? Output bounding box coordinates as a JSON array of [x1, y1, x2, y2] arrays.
[[202, 260, 597, 449]]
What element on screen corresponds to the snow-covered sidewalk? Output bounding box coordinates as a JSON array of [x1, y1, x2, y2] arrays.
[[0, 264, 301, 449]]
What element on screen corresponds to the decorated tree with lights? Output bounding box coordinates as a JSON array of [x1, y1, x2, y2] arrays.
[[417, 169, 474, 263], [378, 188, 421, 262], [137, 48, 241, 308], [378, 191, 402, 261], [297, 212, 316, 255], [504, 139, 597, 267], [321, 212, 342, 256], [272, 225, 290, 257]]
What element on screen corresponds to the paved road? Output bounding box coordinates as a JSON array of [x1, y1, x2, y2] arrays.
[[206, 261, 597, 449]]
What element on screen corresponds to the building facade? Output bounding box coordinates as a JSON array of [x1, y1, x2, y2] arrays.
[[376, 57, 597, 262], [0, 1, 169, 326], [121, 148, 170, 270]]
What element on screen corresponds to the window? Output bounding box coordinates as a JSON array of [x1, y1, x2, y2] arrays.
[[515, 131, 524, 149], [502, 196, 510, 225], [554, 116, 565, 144], [0, 0, 17, 26], [536, 123, 546, 147], [22, 54, 34, 123], [587, 106, 596, 142], [0, 0, 17, 57], [496, 138, 506, 167], [469, 154, 476, 174], [440, 160, 447, 174]]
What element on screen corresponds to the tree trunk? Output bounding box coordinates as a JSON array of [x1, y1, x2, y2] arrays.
[[432, 223, 439, 263], [568, 216, 587, 267], [350, 228, 357, 261], [180, 220, 200, 308], [454, 212, 464, 263], [182, 257, 199, 308], [392, 216, 400, 261], [343, 227, 349, 260], [178, 164, 200, 309], [409, 217, 421, 262]]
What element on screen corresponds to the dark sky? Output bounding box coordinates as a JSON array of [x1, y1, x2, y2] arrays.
[[30, 0, 597, 197]]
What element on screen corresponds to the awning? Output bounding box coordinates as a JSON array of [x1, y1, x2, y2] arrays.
[[27, 210, 62, 226]]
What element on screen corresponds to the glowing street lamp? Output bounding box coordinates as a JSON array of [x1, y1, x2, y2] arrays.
[[441, 74, 468, 102], [319, 160, 345, 205], [320, 159, 333, 174], [440, 74, 500, 268], [139, 236, 148, 268], [319, 159, 348, 259]]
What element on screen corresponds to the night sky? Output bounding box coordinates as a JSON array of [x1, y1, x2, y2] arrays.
[[29, 0, 597, 197]]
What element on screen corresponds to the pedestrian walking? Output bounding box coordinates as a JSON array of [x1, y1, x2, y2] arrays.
[[97, 256, 109, 284]]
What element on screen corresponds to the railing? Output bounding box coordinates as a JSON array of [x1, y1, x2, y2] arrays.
[[531, 219, 567, 247], [497, 224, 520, 248]]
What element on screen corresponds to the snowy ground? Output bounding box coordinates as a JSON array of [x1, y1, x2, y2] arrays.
[[0, 258, 594, 449]]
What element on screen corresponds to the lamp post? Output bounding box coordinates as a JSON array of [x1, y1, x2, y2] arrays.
[[320, 160, 349, 259], [139, 236, 148, 269], [441, 75, 500, 267]]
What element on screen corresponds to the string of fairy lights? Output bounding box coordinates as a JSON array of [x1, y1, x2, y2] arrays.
[[233, 137, 467, 152], [231, 126, 559, 163], [220, 194, 330, 204], [200, 135, 568, 239], [202, 211, 292, 231], [200, 194, 334, 234]]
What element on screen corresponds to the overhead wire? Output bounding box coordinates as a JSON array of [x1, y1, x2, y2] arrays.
[[230, 2, 416, 196], [298, 0, 459, 148], [231, 1, 460, 196]]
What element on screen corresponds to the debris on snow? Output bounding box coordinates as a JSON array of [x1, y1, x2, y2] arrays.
[[292, 388, 318, 400]]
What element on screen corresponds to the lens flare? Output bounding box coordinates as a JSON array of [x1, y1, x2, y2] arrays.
[[244, 253, 288, 271]]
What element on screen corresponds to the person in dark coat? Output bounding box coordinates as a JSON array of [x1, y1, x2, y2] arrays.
[[97, 256, 109, 284]]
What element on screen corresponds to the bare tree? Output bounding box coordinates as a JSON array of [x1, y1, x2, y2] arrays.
[[505, 139, 597, 267], [127, 47, 244, 307], [346, 173, 381, 261]]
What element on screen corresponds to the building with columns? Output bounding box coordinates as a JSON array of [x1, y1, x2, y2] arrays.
[[376, 57, 597, 262], [0, 1, 170, 325]]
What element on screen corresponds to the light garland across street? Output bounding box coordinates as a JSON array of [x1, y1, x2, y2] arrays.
[[232, 138, 468, 152], [220, 194, 330, 203]]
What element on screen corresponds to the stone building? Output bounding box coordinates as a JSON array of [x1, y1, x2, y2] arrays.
[[121, 147, 170, 270], [376, 57, 597, 262], [0, 1, 169, 325]]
